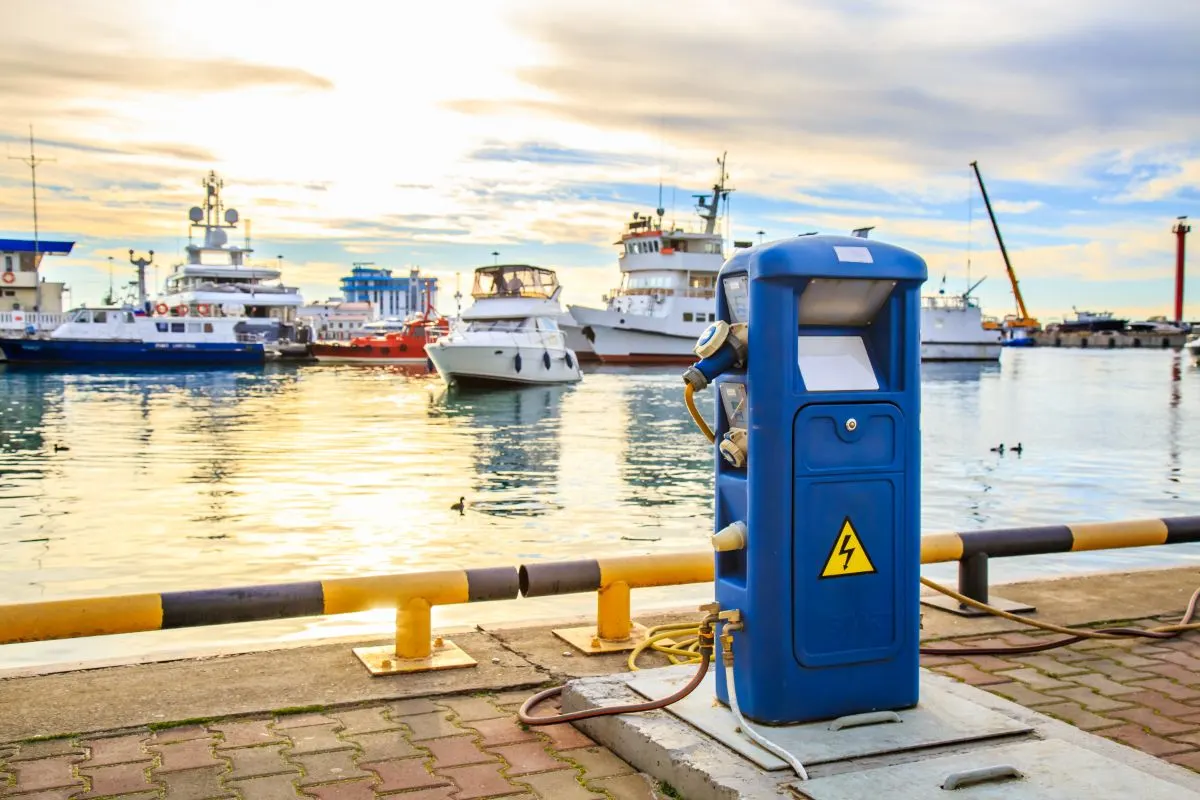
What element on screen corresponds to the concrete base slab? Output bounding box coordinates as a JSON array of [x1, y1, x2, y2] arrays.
[[627, 670, 1030, 770], [921, 592, 1036, 617], [561, 666, 1200, 800]]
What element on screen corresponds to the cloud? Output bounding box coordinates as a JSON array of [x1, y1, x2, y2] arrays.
[[1112, 157, 1200, 203], [992, 200, 1044, 214]]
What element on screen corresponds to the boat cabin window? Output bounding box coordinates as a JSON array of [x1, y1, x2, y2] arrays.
[[71, 310, 91, 323], [535, 317, 559, 332], [171, 322, 185, 333], [472, 265, 559, 299], [465, 318, 529, 332], [683, 312, 693, 322], [93, 311, 108, 323]]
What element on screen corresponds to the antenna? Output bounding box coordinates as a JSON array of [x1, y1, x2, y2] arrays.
[[9, 125, 55, 312]]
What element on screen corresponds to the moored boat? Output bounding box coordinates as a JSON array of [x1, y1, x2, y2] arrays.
[[425, 264, 582, 387], [920, 289, 1002, 362], [310, 311, 450, 364], [0, 306, 264, 366]]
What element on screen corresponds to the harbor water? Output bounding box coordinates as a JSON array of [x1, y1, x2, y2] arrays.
[[2, 349, 1199, 670]]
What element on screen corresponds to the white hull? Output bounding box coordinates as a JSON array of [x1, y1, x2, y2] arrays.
[[567, 306, 704, 363], [426, 342, 581, 386], [921, 342, 1002, 361], [556, 314, 596, 359]]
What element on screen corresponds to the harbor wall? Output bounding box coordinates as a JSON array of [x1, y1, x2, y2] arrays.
[[1033, 330, 1188, 349]]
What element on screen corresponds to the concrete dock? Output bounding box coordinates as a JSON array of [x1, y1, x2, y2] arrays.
[[1033, 330, 1189, 348], [2, 566, 1200, 798]]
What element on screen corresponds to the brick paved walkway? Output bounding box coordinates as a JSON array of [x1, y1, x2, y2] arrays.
[[921, 612, 1200, 773], [0, 692, 664, 799]]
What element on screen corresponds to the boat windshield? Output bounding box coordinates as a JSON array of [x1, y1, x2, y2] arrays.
[[465, 318, 530, 332], [471, 265, 558, 299]]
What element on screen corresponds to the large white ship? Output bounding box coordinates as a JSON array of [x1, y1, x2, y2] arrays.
[[565, 155, 731, 364], [921, 280, 1002, 361]]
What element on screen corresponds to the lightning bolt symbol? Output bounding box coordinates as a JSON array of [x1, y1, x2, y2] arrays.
[[838, 533, 855, 571]]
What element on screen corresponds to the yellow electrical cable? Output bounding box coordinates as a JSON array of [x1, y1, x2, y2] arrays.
[[684, 384, 715, 443]]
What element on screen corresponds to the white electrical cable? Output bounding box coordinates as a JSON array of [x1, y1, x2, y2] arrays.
[[724, 664, 810, 781]]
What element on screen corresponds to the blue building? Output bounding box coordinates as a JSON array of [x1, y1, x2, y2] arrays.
[[339, 264, 438, 318]]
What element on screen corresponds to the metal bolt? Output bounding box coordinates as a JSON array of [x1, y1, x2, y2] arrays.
[[433, 636, 444, 648], [382, 659, 393, 669], [845, 418, 857, 432], [591, 636, 601, 649]]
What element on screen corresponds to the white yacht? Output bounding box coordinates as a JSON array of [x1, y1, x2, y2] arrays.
[[425, 264, 582, 387], [921, 281, 1002, 361], [565, 155, 731, 364], [1186, 332, 1200, 364], [157, 172, 309, 356]]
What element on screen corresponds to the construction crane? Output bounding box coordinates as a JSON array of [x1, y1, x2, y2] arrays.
[[970, 161, 1040, 333]]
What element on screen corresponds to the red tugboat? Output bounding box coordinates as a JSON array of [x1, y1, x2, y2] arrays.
[[310, 310, 450, 364]]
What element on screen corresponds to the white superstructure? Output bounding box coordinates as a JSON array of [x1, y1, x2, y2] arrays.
[[426, 265, 582, 386], [921, 289, 1002, 362], [158, 172, 306, 349], [565, 155, 731, 364]]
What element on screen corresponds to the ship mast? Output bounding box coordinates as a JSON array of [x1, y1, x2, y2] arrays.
[[694, 152, 731, 236]]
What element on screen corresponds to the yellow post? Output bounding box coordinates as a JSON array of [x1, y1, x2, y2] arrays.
[[597, 580, 632, 641], [395, 596, 433, 660]]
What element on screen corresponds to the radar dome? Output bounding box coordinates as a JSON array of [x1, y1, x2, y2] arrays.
[[207, 228, 228, 248], [188, 206, 204, 223], [224, 208, 239, 224]]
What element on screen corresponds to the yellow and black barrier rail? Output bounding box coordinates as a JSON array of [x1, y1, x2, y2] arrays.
[[0, 567, 518, 675]]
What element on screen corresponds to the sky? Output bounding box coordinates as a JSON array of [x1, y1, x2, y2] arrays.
[[1, 0, 1198, 322]]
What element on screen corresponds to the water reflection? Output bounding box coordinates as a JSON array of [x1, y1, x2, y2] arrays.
[[427, 385, 571, 517]]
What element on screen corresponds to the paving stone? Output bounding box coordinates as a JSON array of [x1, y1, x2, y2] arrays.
[[11, 741, 84, 762], [152, 726, 212, 745], [285, 724, 353, 756], [1092, 650, 1169, 670], [160, 765, 231, 800], [1069, 672, 1141, 696], [492, 742, 563, 776], [385, 699, 442, 718], [82, 734, 148, 766], [151, 740, 224, 773], [365, 758, 450, 793], [491, 691, 543, 709], [1144, 662, 1200, 685], [935, 664, 1009, 686], [293, 750, 373, 787], [9, 755, 84, 793], [1010, 654, 1087, 677], [1169, 731, 1200, 747], [425, 736, 497, 768], [395, 713, 462, 742], [462, 718, 538, 748], [442, 696, 508, 723], [366, 789, 455, 800], [996, 632, 1049, 647], [959, 654, 1020, 672], [211, 720, 285, 750], [273, 713, 340, 730], [517, 769, 603, 800], [1120, 689, 1200, 717], [3, 790, 79, 800], [223, 743, 296, 781], [1109, 706, 1199, 736], [225, 773, 301, 800], [1132, 644, 1174, 657], [562, 747, 634, 780], [1074, 658, 1156, 682], [986, 682, 1057, 707], [301, 777, 378, 800], [1165, 750, 1200, 772], [917, 655, 962, 667], [438, 762, 524, 799], [1049, 687, 1133, 712], [537, 723, 594, 752], [328, 707, 399, 737], [1036, 702, 1121, 732], [76, 761, 156, 799], [1158, 651, 1200, 672], [345, 730, 421, 764], [1130, 677, 1200, 701], [992, 668, 1070, 691], [588, 773, 660, 799], [1097, 723, 1195, 756]]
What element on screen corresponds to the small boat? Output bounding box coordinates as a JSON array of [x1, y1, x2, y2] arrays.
[[920, 280, 1002, 362], [310, 311, 450, 364], [425, 264, 582, 387], [0, 306, 264, 366], [1051, 308, 1129, 334]]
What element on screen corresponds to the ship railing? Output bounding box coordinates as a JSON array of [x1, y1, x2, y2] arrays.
[[609, 288, 716, 300], [0, 312, 68, 332]]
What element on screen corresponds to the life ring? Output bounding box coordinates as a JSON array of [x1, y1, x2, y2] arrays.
[[1, 272, 14, 284], [175, 304, 188, 316], [155, 302, 169, 315], [196, 304, 211, 316]]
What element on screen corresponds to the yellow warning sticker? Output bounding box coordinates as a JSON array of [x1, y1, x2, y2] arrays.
[[819, 517, 877, 579]]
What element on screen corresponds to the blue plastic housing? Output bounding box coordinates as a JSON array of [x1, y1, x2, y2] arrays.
[[710, 234, 927, 724]]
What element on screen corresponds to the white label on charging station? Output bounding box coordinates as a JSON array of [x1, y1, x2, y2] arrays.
[[796, 336, 878, 391], [833, 246, 873, 263]]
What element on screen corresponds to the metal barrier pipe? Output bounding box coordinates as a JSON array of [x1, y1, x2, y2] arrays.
[[0, 567, 519, 660], [521, 552, 713, 642]]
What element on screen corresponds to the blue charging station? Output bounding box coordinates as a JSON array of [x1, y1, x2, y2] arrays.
[[684, 234, 926, 725]]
